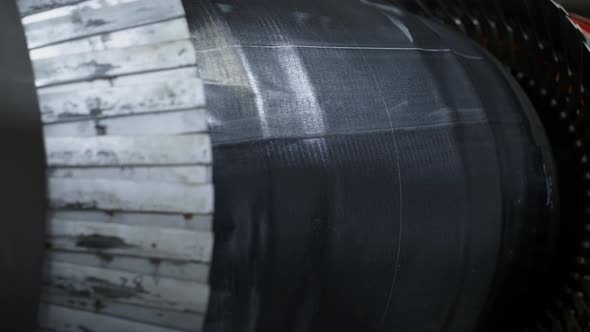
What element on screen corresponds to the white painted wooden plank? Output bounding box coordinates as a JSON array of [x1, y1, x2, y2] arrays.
[[34, 40, 197, 87], [50, 210, 213, 232], [45, 135, 212, 166], [38, 304, 186, 332], [18, 0, 86, 17], [39, 66, 197, 93], [43, 108, 210, 137], [31, 18, 190, 60], [38, 68, 205, 122], [23, 0, 185, 49], [43, 119, 96, 136], [22, 0, 139, 24], [49, 165, 212, 185], [44, 261, 210, 313], [48, 251, 210, 283], [41, 291, 204, 331], [47, 218, 213, 262], [98, 109, 209, 135], [48, 178, 214, 214], [114, 66, 199, 84]]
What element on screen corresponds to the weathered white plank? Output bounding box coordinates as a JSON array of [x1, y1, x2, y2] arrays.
[[99, 109, 208, 135], [49, 165, 212, 185], [43, 106, 209, 137], [43, 119, 96, 136], [43, 106, 207, 137], [38, 304, 186, 332], [48, 218, 213, 262], [39, 66, 197, 93], [23, 0, 185, 49], [50, 210, 213, 232], [48, 251, 210, 283], [31, 18, 190, 60], [44, 261, 210, 312], [45, 135, 212, 166], [22, 0, 138, 24], [38, 68, 205, 122], [18, 0, 86, 17], [34, 40, 197, 87], [48, 178, 214, 214], [42, 291, 205, 331]]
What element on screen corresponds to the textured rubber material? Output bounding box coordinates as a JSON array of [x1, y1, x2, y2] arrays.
[[0, 1, 46, 330], [179, 1, 558, 331], [393, 0, 590, 331], [17, 1, 214, 331]]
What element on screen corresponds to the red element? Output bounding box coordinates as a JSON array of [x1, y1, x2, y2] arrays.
[[571, 14, 590, 37]]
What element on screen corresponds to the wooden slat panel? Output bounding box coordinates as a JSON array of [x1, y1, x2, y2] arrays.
[[42, 291, 204, 331], [49, 165, 211, 185], [48, 251, 210, 283], [20, 1, 213, 330], [44, 262, 210, 312], [38, 304, 186, 332], [23, 0, 185, 49], [34, 40, 197, 87], [30, 18, 190, 60], [50, 210, 213, 232], [47, 219, 213, 262], [45, 135, 212, 166], [38, 68, 205, 122], [48, 179, 214, 214]]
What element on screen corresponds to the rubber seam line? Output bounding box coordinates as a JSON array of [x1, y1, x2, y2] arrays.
[[192, 44, 485, 60]]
